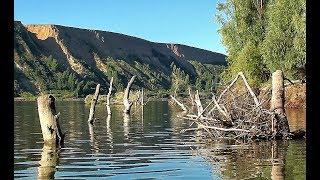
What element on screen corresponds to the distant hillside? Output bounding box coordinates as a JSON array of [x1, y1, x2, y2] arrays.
[[14, 21, 226, 97]]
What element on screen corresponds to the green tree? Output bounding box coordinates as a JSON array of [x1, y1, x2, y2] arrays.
[[170, 63, 190, 94], [261, 0, 306, 79], [216, 0, 269, 86], [67, 73, 76, 90], [216, 0, 306, 85]]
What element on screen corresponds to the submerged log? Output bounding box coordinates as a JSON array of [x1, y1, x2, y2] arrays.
[[271, 70, 290, 138], [37, 95, 64, 147], [123, 76, 136, 114], [106, 78, 113, 115], [88, 84, 101, 124]]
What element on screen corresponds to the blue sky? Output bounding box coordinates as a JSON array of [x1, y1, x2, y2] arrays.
[[14, 0, 226, 55]]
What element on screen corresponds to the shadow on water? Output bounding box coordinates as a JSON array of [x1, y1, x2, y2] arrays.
[[14, 101, 305, 179]]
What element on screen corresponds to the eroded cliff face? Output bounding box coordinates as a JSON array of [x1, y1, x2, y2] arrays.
[[14, 21, 226, 95]]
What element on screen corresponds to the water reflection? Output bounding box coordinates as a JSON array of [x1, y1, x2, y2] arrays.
[[14, 101, 305, 179], [193, 139, 304, 179], [271, 141, 287, 180], [37, 145, 60, 180], [106, 115, 114, 153], [123, 113, 130, 140], [88, 123, 100, 154]]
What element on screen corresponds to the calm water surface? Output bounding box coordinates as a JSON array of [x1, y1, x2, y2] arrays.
[[14, 101, 305, 179]]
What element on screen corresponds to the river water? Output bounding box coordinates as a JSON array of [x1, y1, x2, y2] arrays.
[[14, 101, 305, 179]]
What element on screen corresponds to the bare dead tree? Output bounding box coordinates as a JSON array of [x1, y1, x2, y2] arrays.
[[188, 87, 195, 106], [37, 95, 65, 147], [88, 84, 100, 124], [170, 95, 188, 112], [194, 90, 204, 117], [123, 76, 136, 114], [106, 77, 113, 115]]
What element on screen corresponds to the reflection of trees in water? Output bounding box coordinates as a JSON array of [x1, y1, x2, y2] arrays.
[[37, 145, 60, 180], [195, 139, 289, 179]]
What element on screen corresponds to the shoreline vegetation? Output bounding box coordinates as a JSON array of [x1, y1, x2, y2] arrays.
[[14, 82, 306, 109]]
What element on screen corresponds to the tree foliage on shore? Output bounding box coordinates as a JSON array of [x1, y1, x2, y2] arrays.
[[216, 0, 306, 87]]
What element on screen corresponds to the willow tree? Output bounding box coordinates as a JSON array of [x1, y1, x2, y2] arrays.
[[216, 0, 306, 86], [261, 0, 306, 79], [216, 0, 270, 87]]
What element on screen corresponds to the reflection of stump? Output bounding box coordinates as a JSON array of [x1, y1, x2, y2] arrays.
[[37, 145, 59, 180], [88, 123, 99, 153], [37, 95, 64, 147], [123, 113, 130, 139], [271, 141, 287, 180], [271, 165, 285, 180]]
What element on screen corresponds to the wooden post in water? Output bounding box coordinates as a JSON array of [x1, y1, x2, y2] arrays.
[[123, 76, 136, 114], [271, 70, 290, 138], [106, 78, 113, 115], [88, 84, 100, 124], [37, 95, 64, 147]]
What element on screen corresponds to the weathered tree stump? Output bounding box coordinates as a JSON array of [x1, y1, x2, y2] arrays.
[[37, 144, 59, 180], [123, 76, 136, 114], [271, 70, 290, 138], [88, 84, 101, 124], [37, 95, 64, 147], [106, 78, 113, 115], [188, 87, 195, 106], [194, 90, 204, 117]]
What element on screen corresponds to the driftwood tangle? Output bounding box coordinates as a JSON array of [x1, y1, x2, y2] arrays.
[[123, 76, 136, 114], [174, 70, 300, 141], [106, 78, 113, 115], [88, 84, 100, 124], [37, 95, 64, 147]]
